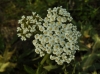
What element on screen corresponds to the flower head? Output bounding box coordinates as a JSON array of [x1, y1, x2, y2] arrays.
[[33, 6, 81, 65], [17, 12, 43, 41], [17, 6, 81, 65]]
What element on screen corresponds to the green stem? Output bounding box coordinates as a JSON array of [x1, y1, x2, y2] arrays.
[[40, 54, 49, 65], [36, 54, 49, 74], [62, 64, 68, 74], [72, 64, 76, 74]]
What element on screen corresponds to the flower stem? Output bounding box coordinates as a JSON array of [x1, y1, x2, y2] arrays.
[[40, 54, 49, 65], [36, 54, 49, 74]]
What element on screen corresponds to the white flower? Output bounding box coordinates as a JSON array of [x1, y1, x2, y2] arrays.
[[17, 33, 21, 37], [47, 13, 52, 18], [61, 17, 67, 22], [57, 60, 63, 65], [38, 34, 44, 41], [44, 17, 49, 22], [52, 26, 59, 31], [66, 58, 71, 63], [18, 19, 22, 24], [23, 28, 29, 34], [66, 50, 71, 55], [30, 27, 36, 32], [68, 17, 73, 22], [72, 26, 77, 31], [32, 12, 36, 16], [26, 16, 33, 20], [59, 41, 65, 47], [66, 23, 73, 30], [15, 6, 82, 65], [53, 44, 60, 49], [50, 16, 56, 22], [35, 48, 40, 54], [33, 6, 80, 65], [46, 49, 51, 54], [40, 52, 45, 57], [17, 27, 21, 32], [46, 43, 52, 49], [26, 33, 32, 38], [46, 31, 53, 37], [48, 38, 55, 46], [17, 12, 43, 41], [21, 24, 24, 29], [38, 25, 45, 31], [44, 37, 50, 43], [21, 36, 26, 41], [39, 17, 43, 21], [50, 55, 55, 60], [70, 55, 75, 60], [61, 53, 67, 61], [47, 26, 53, 31], [47, 8, 52, 13], [57, 16, 62, 22], [21, 15, 25, 19], [34, 34, 40, 39], [75, 45, 79, 50], [43, 22, 48, 27]]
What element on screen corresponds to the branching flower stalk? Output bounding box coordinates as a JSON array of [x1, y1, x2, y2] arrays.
[[17, 6, 81, 66], [36, 54, 49, 74]]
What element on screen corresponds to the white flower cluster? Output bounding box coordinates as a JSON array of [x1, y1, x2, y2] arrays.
[[17, 12, 43, 41], [17, 6, 81, 65], [32, 6, 81, 65]]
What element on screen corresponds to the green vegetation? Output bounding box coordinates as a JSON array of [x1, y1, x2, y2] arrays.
[[0, 0, 100, 74]]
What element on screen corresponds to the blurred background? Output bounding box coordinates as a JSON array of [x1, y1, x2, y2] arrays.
[[0, 0, 100, 74]]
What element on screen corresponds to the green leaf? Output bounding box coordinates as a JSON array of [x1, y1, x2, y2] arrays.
[[24, 65, 35, 74], [92, 34, 100, 52], [0, 62, 10, 72], [92, 71, 97, 74], [82, 53, 97, 71], [79, 43, 89, 51], [43, 65, 58, 71]]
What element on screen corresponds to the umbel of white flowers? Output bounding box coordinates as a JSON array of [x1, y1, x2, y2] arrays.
[[17, 12, 43, 41], [17, 6, 81, 65]]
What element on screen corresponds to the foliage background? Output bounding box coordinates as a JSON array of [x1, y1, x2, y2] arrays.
[[0, 0, 100, 74]]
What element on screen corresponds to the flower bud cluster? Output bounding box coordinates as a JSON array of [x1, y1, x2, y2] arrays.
[[17, 12, 43, 41], [32, 6, 81, 65]]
